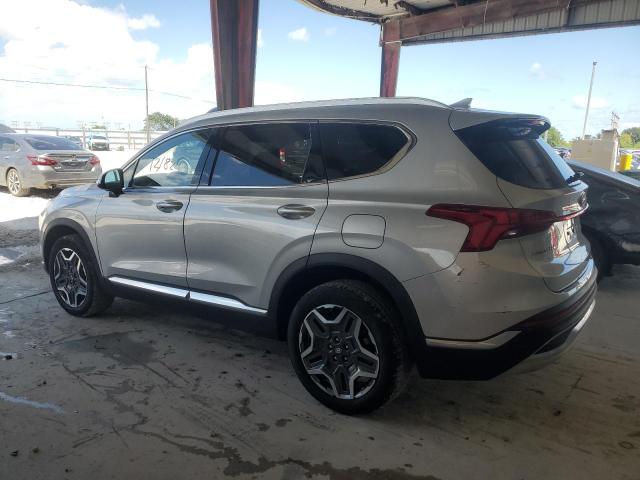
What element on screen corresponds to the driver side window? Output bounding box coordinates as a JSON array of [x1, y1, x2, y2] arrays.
[[131, 130, 210, 187]]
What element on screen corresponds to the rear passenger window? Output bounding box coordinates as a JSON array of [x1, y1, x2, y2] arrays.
[[212, 123, 321, 186], [320, 123, 410, 180]]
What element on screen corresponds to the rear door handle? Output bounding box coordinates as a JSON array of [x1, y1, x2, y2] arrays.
[[277, 204, 315, 220], [156, 200, 184, 213]]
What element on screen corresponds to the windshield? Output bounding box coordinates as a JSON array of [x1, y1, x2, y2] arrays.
[[22, 135, 83, 151]]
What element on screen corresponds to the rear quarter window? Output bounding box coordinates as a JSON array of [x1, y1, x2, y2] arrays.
[[320, 122, 410, 180], [455, 119, 575, 190]]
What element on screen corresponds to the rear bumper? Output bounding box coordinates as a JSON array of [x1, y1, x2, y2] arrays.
[[413, 267, 597, 380], [23, 166, 101, 189]]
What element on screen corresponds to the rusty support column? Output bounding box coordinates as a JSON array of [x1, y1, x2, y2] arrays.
[[210, 0, 259, 110], [380, 21, 400, 97]]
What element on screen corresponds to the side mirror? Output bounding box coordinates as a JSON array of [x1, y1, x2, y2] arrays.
[[98, 168, 124, 197]]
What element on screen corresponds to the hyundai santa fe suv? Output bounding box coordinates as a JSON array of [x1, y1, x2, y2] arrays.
[[40, 98, 596, 414]]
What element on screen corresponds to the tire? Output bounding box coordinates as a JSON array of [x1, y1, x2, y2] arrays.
[[288, 280, 411, 414], [6, 168, 30, 197], [48, 234, 114, 317], [585, 231, 610, 281]]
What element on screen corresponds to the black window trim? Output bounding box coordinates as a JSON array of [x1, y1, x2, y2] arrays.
[[121, 127, 214, 191], [198, 119, 327, 190], [318, 119, 416, 183]]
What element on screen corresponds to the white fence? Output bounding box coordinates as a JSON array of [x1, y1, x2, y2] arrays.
[[10, 127, 165, 150]]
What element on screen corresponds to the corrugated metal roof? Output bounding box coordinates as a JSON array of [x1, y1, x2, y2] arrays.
[[299, 0, 640, 43], [298, 0, 453, 20], [406, 0, 640, 44]]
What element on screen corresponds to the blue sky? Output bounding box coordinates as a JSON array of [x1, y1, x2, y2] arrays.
[[1, 0, 638, 137]]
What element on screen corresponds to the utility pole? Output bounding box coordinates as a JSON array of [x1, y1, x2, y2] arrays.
[[581, 61, 597, 139], [144, 64, 150, 143]]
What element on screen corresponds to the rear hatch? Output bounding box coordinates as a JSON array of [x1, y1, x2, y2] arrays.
[[451, 111, 590, 292], [23, 135, 98, 173], [44, 151, 96, 172]]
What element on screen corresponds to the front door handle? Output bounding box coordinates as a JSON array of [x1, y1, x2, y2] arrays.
[[277, 204, 315, 220], [156, 200, 184, 213]]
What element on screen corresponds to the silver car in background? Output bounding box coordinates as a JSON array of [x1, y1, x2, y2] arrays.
[[0, 134, 101, 196], [86, 134, 110, 151]]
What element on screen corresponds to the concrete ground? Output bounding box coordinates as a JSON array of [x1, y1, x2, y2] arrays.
[[0, 213, 639, 480]]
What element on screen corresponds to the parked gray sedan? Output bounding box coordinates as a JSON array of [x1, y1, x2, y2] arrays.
[[0, 134, 102, 196]]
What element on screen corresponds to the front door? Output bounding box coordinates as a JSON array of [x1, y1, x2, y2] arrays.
[[95, 129, 211, 287], [184, 122, 328, 309]]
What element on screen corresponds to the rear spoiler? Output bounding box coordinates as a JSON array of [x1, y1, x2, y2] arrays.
[[449, 109, 550, 132], [449, 98, 473, 109]]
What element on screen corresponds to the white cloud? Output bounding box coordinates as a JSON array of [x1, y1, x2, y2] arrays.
[[323, 27, 337, 37], [255, 81, 306, 105], [0, 0, 214, 129], [572, 95, 610, 109], [127, 13, 161, 30], [288, 27, 309, 42], [257, 28, 264, 48], [529, 62, 545, 79]]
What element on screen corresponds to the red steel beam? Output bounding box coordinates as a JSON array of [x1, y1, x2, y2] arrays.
[[380, 22, 400, 97], [210, 0, 259, 110]]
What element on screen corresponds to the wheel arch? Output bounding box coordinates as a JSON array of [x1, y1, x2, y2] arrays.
[[42, 219, 102, 279], [269, 253, 426, 362]]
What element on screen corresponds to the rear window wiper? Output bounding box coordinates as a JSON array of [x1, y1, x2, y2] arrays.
[[566, 171, 584, 184]]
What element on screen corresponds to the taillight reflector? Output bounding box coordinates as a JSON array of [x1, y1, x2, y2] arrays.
[[27, 154, 58, 166], [89, 155, 100, 166], [426, 204, 586, 252]]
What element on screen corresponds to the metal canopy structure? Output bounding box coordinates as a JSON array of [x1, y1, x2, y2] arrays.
[[210, 0, 640, 109]]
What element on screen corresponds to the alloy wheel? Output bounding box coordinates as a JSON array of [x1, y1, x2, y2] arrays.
[[53, 248, 88, 308], [298, 304, 380, 400], [7, 170, 20, 195]]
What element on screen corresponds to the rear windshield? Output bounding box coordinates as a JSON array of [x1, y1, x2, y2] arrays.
[[455, 119, 575, 189], [22, 135, 82, 151]]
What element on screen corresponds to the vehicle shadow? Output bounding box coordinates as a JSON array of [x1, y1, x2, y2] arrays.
[[0, 186, 60, 199]]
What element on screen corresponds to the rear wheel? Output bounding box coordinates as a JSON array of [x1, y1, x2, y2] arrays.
[[6, 168, 30, 197], [288, 280, 411, 414], [48, 234, 114, 316]]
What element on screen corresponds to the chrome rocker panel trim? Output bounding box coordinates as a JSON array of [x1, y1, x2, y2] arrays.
[[108, 276, 267, 315]]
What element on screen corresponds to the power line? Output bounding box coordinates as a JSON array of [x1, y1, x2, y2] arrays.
[[0, 77, 215, 104]]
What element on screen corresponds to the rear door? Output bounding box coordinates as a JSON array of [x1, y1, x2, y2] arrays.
[[95, 129, 211, 287], [184, 121, 327, 309], [452, 115, 590, 291]]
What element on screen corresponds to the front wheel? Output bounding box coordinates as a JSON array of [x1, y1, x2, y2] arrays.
[[288, 280, 411, 414], [48, 234, 114, 316]]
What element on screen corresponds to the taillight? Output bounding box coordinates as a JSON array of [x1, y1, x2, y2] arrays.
[[426, 204, 585, 252], [89, 155, 100, 166], [27, 154, 57, 166]]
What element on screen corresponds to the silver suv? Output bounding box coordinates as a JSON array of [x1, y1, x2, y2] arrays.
[[40, 98, 596, 414]]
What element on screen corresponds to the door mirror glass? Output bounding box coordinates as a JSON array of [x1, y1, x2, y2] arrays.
[[98, 168, 124, 196]]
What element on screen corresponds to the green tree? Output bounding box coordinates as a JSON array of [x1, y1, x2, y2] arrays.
[[145, 112, 180, 131], [619, 132, 634, 149], [620, 127, 640, 147], [545, 126, 569, 147]]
